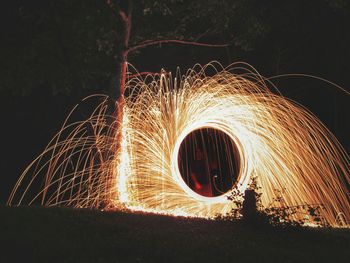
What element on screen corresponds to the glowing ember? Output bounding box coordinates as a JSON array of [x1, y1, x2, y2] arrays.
[[8, 63, 350, 227]]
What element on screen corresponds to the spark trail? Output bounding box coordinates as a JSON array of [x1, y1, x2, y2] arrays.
[[8, 63, 350, 227]]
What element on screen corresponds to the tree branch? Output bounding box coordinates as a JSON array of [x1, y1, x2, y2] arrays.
[[194, 28, 212, 41], [118, 9, 128, 21], [107, 1, 130, 22], [106, 0, 120, 18], [127, 39, 229, 54]]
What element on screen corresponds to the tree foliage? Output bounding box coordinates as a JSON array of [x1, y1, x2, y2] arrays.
[[2, 0, 349, 97]]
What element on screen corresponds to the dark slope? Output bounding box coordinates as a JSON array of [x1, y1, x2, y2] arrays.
[[1, 206, 349, 263]]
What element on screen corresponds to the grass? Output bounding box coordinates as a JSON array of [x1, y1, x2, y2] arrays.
[[0, 205, 349, 263]]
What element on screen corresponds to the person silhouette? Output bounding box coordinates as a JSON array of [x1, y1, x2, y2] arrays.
[[190, 147, 212, 197]]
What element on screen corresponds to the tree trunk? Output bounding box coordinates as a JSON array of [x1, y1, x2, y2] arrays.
[[108, 0, 132, 146]]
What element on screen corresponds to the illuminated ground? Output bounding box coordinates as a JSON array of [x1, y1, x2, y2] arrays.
[[1, 206, 349, 263]]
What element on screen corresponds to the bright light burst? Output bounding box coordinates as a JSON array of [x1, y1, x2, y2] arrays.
[[8, 63, 350, 227]]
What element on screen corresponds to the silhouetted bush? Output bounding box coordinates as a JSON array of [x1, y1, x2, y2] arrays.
[[223, 177, 328, 228]]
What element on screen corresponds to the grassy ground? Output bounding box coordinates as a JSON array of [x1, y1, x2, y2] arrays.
[[0, 206, 349, 263]]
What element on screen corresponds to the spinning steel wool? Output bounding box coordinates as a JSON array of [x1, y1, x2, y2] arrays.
[[8, 63, 350, 227]]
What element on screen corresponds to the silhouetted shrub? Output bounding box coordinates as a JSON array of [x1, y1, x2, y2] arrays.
[[223, 177, 328, 228]]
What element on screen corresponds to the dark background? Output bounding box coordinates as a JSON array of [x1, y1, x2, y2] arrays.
[[0, 0, 349, 203]]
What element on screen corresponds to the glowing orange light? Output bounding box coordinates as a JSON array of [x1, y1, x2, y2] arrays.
[[8, 63, 350, 227]]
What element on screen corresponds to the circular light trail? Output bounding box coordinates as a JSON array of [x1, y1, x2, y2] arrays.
[[8, 63, 350, 227]]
